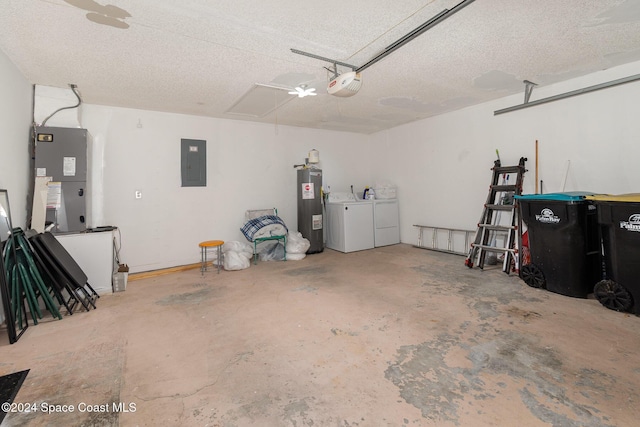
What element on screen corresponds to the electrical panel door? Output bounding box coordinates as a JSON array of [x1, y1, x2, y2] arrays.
[[181, 139, 206, 187]]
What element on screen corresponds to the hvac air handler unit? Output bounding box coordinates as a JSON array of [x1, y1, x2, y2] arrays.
[[34, 126, 89, 233]]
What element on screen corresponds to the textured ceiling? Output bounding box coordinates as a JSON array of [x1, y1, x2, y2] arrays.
[[1, 0, 640, 134]]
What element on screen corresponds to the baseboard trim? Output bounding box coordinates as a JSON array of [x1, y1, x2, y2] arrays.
[[128, 262, 210, 281]]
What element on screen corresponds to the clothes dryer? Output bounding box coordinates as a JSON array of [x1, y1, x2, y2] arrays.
[[373, 199, 400, 247]]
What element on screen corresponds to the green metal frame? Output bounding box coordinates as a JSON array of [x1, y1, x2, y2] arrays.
[[253, 235, 287, 265], [249, 208, 287, 265]]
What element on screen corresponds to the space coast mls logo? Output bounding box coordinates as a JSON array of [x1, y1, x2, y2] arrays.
[[535, 208, 561, 224], [620, 214, 640, 232]]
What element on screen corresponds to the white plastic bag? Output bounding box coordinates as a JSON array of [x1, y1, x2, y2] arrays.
[[287, 252, 306, 261], [223, 241, 253, 259], [286, 232, 310, 254], [224, 250, 251, 270], [374, 180, 397, 199], [259, 242, 285, 261]]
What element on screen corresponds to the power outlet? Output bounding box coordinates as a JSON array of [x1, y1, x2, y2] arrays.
[[135, 190, 142, 199]]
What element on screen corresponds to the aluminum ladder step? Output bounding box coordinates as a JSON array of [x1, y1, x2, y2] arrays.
[[471, 244, 516, 253], [490, 184, 518, 192], [485, 204, 515, 211], [477, 224, 517, 231], [494, 166, 523, 174]]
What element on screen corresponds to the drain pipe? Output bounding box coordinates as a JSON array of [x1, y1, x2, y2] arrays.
[[351, 185, 362, 202]]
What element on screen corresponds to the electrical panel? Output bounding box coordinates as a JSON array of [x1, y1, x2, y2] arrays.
[[181, 139, 206, 187]]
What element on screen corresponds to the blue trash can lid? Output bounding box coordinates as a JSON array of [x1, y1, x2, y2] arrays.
[[514, 191, 595, 201]]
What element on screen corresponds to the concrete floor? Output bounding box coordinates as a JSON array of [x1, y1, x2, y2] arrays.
[[1, 244, 640, 427]]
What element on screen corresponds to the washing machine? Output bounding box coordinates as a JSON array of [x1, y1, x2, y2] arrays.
[[325, 193, 374, 253], [373, 199, 400, 247]]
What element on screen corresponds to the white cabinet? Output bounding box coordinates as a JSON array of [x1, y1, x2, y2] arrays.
[[56, 230, 115, 295]]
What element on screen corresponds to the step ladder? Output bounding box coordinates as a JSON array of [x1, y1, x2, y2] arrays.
[[413, 225, 475, 256], [465, 157, 527, 273]]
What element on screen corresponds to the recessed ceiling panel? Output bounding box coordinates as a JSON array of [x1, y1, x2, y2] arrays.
[[225, 84, 294, 118]]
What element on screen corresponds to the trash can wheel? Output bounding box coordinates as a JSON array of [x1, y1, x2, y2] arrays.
[[520, 263, 545, 289], [594, 280, 633, 312]]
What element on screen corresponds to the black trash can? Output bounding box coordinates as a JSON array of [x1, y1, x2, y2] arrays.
[[585, 194, 640, 314], [514, 192, 601, 298]]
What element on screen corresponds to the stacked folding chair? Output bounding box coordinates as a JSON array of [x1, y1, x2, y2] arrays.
[[4, 228, 62, 325], [27, 231, 99, 313]]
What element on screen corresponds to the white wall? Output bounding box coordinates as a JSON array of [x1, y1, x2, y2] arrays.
[[79, 105, 370, 273], [0, 48, 33, 229], [369, 60, 640, 245], [23, 59, 640, 272], [0, 48, 32, 325]]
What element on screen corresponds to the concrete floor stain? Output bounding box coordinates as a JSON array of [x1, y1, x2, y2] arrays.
[[385, 333, 464, 424], [155, 288, 213, 305], [292, 285, 319, 294], [413, 261, 544, 306], [285, 266, 329, 277], [519, 387, 614, 427], [282, 398, 313, 426], [574, 368, 617, 399], [331, 328, 359, 337], [387, 326, 622, 426]]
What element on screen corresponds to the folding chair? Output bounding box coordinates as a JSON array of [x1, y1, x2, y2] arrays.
[[28, 235, 91, 313], [241, 208, 287, 265], [28, 232, 99, 311]]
